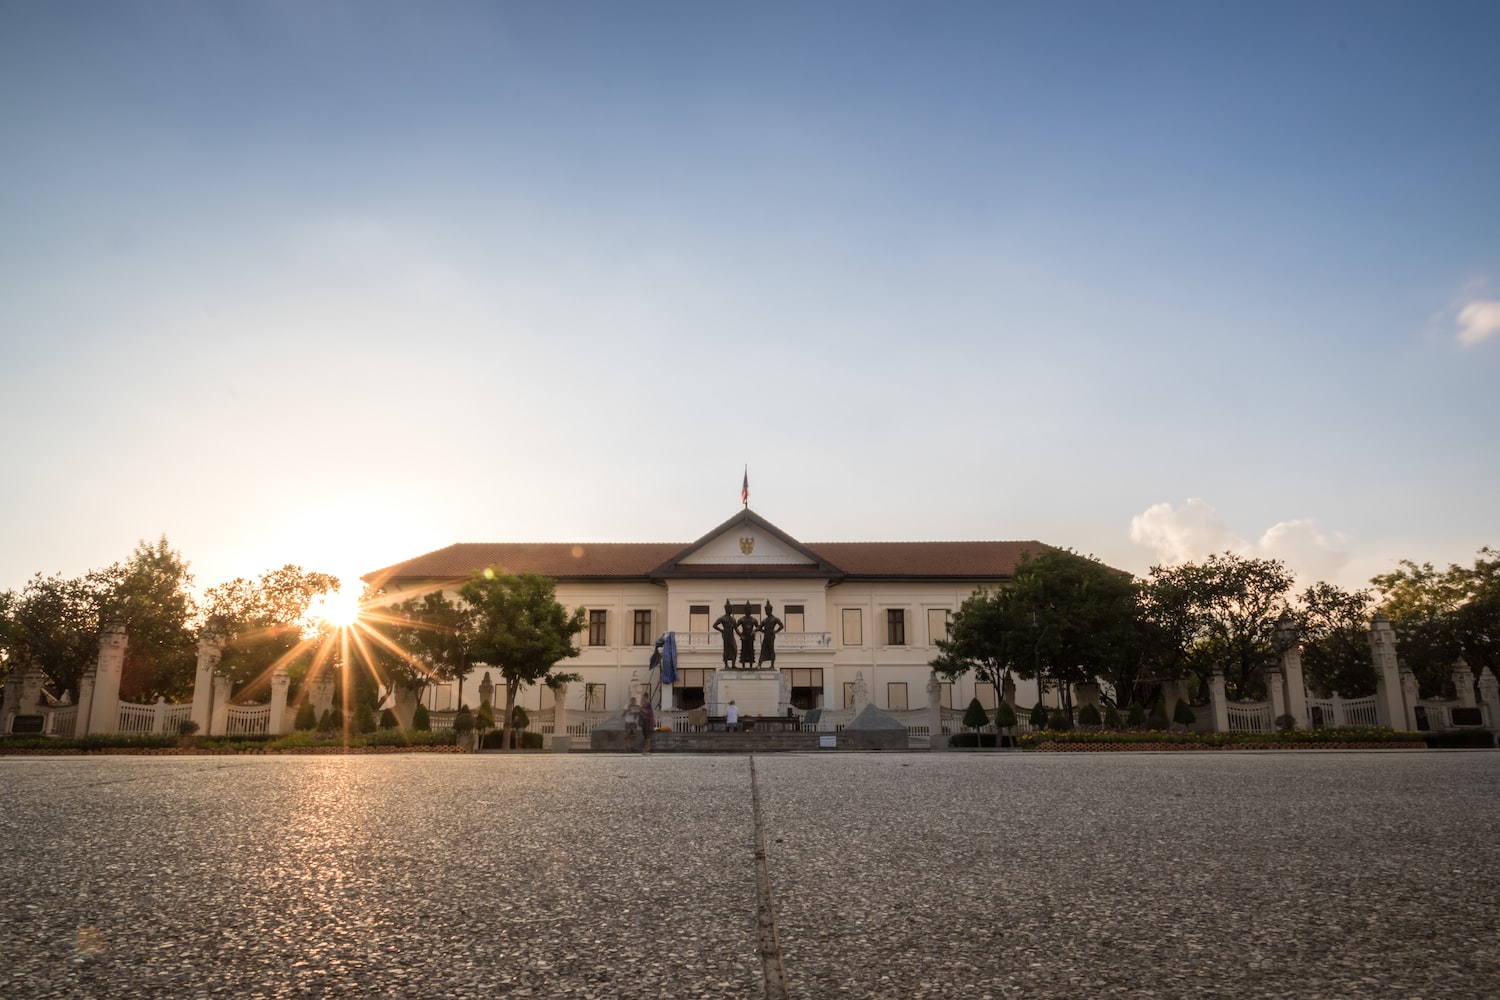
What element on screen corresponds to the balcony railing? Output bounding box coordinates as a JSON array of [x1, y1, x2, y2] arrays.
[[675, 630, 832, 651]]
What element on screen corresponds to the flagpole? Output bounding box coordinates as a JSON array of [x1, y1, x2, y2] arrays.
[[741, 466, 749, 508]]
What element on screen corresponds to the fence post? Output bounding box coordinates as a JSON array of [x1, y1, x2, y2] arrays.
[[268, 667, 290, 735], [190, 636, 221, 734], [1368, 613, 1406, 728], [153, 696, 168, 734], [1452, 657, 1476, 708], [87, 622, 127, 736], [551, 681, 571, 752], [1275, 616, 1308, 729], [926, 672, 947, 749], [1478, 668, 1500, 729], [1208, 669, 1229, 732], [210, 673, 232, 736]]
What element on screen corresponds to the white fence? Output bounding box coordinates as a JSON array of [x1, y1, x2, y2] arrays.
[[1227, 701, 1274, 734], [1307, 695, 1379, 728], [224, 704, 270, 736]]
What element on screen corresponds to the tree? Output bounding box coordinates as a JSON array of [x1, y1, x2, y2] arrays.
[[1297, 582, 1377, 697], [459, 571, 586, 753], [962, 697, 990, 739], [931, 586, 1023, 699], [1143, 553, 1295, 700], [202, 565, 340, 696], [1372, 547, 1500, 696], [91, 537, 198, 700], [361, 590, 471, 708], [0, 573, 101, 697]]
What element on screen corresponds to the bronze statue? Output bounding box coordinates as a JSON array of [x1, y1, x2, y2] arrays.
[[712, 600, 738, 669], [757, 599, 785, 668], [736, 605, 758, 667]]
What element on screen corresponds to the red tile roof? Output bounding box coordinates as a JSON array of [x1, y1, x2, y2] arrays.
[[364, 538, 1057, 588]]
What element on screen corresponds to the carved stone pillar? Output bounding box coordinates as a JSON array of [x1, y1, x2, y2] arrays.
[[1275, 615, 1308, 730], [551, 681, 571, 753], [926, 672, 946, 750], [1478, 667, 1500, 729], [1368, 613, 1405, 728], [210, 672, 232, 737], [190, 636, 221, 734], [1452, 657, 1477, 708], [393, 683, 418, 730], [1263, 665, 1286, 727], [1399, 664, 1421, 731], [1208, 669, 1229, 733], [87, 622, 127, 736], [268, 668, 290, 735]]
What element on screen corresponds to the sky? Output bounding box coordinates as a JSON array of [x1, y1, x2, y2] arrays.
[[1, 0, 1496, 602]]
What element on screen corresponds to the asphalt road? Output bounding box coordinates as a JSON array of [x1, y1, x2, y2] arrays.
[[1, 751, 1496, 999]]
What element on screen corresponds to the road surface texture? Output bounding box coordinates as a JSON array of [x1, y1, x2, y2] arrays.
[[1, 751, 1495, 998]]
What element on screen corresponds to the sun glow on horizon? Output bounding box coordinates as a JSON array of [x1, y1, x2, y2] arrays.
[[310, 587, 362, 629]]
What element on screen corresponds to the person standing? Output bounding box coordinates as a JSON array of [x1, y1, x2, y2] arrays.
[[624, 696, 641, 752], [726, 699, 739, 733], [639, 696, 655, 754]]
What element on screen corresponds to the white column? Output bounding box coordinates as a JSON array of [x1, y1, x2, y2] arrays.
[[1264, 665, 1286, 727], [393, 683, 418, 730], [210, 673, 232, 736], [152, 696, 168, 734], [926, 673, 946, 749], [1399, 665, 1420, 730], [1452, 657, 1476, 708], [87, 622, 127, 735], [1208, 670, 1229, 733], [75, 669, 96, 737], [190, 637, 221, 734], [551, 681, 571, 752], [1275, 617, 1308, 730], [268, 668, 290, 735], [1368, 613, 1406, 728], [1478, 668, 1500, 729]]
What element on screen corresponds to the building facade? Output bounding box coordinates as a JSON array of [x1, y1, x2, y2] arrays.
[[364, 509, 1056, 716]]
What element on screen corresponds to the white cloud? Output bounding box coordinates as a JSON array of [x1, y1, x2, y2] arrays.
[[1457, 299, 1500, 346], [1130, 498, 1352, 585]]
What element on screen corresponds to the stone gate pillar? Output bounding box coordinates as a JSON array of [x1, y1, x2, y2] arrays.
[[1208, 669, 1229, 733], [551, 681, 571, 752], [1478, 668, 1500, 729], [190, 636, 221, 734], [210, 673, 232, 736], [86, 622, 127, 736], [1263, 664, 1286, 727], [1275, 616, 1308, 729], [1452, 657, 1476, 708], [393, 683, 418, 730], [268, 667, 290, 735], [1398, 664, 1421, 730], [309, 672, 335, 719], [1369, 613, 1406, 728], [926, 673, 947, 750]]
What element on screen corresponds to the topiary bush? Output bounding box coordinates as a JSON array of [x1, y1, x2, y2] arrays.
[[948, 732, 999, 748], [1127, 701, 1146, 729], [1103, 703, 1122, 728], [963, 697, 990, 732], [378, 708, 398, 730], [994, 701, 1018, 730], [352, 703, 376, 735], [1048, 710, 1073, 731], [1077, 703, 1102, 726], [1275, 713, 1296, 732], [412, 703, 431, 731], [1147, 700, 1170, 729], [1030, 702, 1049, 729], [317, 709, 343, 734], [453, 706, 474, 735], [1173, 700, 1197, 727], [177, 719, 200, 737], [294, 702, 317, 732]]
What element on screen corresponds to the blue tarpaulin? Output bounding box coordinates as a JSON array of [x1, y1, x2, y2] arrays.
[[660, 631, 678, 684]]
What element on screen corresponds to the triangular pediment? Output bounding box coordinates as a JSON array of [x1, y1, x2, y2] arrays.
[[650, 509, 844, 578]]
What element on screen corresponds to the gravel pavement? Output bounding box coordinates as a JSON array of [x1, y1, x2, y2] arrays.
[[1, 751, 1496, 999]]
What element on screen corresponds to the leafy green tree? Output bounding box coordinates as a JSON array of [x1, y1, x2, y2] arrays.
[[459, 571, 586, 753], [1372, 547, 1499, 696], [202, 565, 339, 696], [294, 701, 317, 731], [412, 702, 432, 731], [931, 586, 1023, 699], [962, 697, 989, 736], [91, 537, 198, 700], [1297, 582, 1377, 697], [993, 700, 1018, 731], [1143, 553, 1295, 700], [362, 590, 471, 708], [1172, 699, 1196, 727], [0, 573, 101, 697]]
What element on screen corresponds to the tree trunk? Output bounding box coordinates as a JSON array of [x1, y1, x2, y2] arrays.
[[501, 681, 518, 753]]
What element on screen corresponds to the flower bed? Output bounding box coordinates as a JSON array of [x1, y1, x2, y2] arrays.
[[1021, 726, 1426, 751]]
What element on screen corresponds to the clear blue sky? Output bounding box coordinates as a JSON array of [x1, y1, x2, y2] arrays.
[[2, 0, 1496, 599]]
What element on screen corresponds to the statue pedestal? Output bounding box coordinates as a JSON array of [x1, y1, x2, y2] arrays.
[[707, 669, 788, 717]]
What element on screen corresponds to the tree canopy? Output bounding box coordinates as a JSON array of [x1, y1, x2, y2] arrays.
[[459, 570, 585, 751], [1371, 547, 1499, 696]]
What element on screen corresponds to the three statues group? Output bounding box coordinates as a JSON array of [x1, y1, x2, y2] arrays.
[[712, 600, 785, 669]]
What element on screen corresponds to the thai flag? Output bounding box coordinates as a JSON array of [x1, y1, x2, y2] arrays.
[[741, 468, 749, 505]]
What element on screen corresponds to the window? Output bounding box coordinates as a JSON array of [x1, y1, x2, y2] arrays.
[[588, 610, 607, 647], [784, 604, 805, 633], [633, 610, 652, 646], [927, 608, 950, 645], [886, 609, 906, 646], [842, 608, 863, 646], [781, 667, 824, 710], [843, 681, 856, 708], [688, 604, 709, 634], [939, 682, 954, 709], [673, 667, 711, 710], [887, 682, 908, 710], [975, 682, 998, 710]]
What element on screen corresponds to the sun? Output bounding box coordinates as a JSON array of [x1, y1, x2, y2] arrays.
[[310, 588, 362, 629]]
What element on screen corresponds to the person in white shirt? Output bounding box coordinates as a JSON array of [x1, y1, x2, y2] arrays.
[[725, 700, 739, 732]]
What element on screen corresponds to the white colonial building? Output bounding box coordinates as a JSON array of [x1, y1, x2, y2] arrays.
[[364, 509, 1055, 717]]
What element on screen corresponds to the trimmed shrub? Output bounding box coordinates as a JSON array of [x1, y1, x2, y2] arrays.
[[521, 731, 543, 750], [177, 719, 200, 737], [412, 703, 431, 731], [963, 697, 990, 732], [351, 703, 376, 736], [1127, 701, 1146, 729], [317, 709, 343, 734], [994, 701, 1018, 730], [1275, 713, 1296, 732], [1029, 702, 1049, 729], [1048, 710, 1073, 731], [1147, 700, 1170, 729], [948, 732, 999, 748], [378, 708, 398, 730], [510, 705, 529, 731], [453, 706, 475, 735], [476, 704, 495, 731], [1077, 703, 1102, 726], [1103, 703, 1122, 728], [1173, 700, 1197, 726], [1422, 729, 1495, 749], [294, 702, 317, 732]]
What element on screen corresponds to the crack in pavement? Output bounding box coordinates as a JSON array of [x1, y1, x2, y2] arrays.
[[749, 755, 789, 999]]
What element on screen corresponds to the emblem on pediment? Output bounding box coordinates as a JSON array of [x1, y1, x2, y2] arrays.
[[739, 536, 755, 555]]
